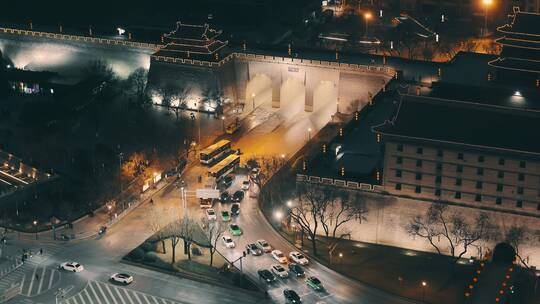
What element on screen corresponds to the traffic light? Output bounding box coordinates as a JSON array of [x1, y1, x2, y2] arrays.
[[341, 167, 345, 176], [302, 160, 307, 171], [376, 133, 381, 143], [355, 112, 359, 121], [536, 79, 539, 87], [487, 72, 492, 82], [339, 128, 343, 137], [322, 144, 327, 154]]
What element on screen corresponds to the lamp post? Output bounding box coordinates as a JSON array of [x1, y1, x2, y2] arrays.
[[221, 116, 225, 132], [251, 93, 256, 112], [307, 128, 312, 142], [33, 220, 38, 240], [482, 0, 493, 37], [364, 12, 372, 37], [421, 281, 427, 302]]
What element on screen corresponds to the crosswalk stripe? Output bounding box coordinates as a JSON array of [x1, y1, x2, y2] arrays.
[[151, 296, 160, 304], [26, 265, 38, 296], [94, 281, 110, 303], [48, 269, 55, 289], [160, 299, 168, 304], [88, 281, 103, 304], [142, 294, 154, 304], [113, 286, 127, 304], [82, 288, 92, 304], [133, 292, 145, 304], [77, 292, 87, 304], [36, 267, 46, 294], [104, 283, 119, 304], [122, 287, 136, 304]]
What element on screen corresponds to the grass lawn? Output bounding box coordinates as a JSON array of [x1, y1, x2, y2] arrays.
[[282, 231, 475, 304]]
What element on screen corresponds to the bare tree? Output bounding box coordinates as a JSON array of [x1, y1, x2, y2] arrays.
[[170, 86, 189, 121], [202, 219, 225, 267], [162, 215, 195, 264], [407, 203, 493, 264], [148, 206, 172, 253], [247, 155, 287, 190], [126, 68, 148, 104], [329, 191, 368, 239], [505, 226, 531, 269]]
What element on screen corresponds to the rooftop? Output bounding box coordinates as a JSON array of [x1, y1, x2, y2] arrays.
[[498, 12, 540, 36], [373, 95, 540, 155], [164, 22, 221, 42]]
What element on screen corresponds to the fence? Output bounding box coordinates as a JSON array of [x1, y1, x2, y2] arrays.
[[296, 174, 385, 193]]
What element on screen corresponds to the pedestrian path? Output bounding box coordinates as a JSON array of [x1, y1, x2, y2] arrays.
[[20, 265, 60, 296], [61, 280, 185, 304]]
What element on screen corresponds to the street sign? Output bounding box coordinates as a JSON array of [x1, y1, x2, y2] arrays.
[[196, 188, 220, 199]]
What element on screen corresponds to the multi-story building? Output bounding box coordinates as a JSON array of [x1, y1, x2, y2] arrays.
[[373, 94, 540, 215]]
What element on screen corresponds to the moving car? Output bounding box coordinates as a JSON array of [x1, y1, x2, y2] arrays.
[[222, 235, 235, 248], [241, 180, 250, 190], [110, 273, 133, 284], [283, 289, 301, 303], [288, 263, 305, 277], [229, 224, 242, 236], [220, 191, 230, 203], [59, 262, 84, 272], [271, 250, 288, 264], [246, 243, 263, 256], [232, 190, 244, 202], [199, 198, 215, 208], [271, 264, 289, 278], [256, 239, 272, 253], [289, 251, 309, 265], [231, 203, 240, 216], [205, 208, 217, 221], [250, 168, 260, 180], [221, 211, 231, 222], [305, 276, 323, 291], [257, 269, 276, 283]]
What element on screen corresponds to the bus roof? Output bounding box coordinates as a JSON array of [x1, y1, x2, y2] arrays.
[[208, 154, 240, 175], [200, 139, 231, 155]]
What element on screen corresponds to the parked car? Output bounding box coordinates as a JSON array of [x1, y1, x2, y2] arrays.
[[59, 262, 84, 272], [222, 235, 235, 248], [288, 263, 305, 277], [246, 243, 263, 256], [305, 276, 323, 291], [256, 239, 272, 253], [271, 250, 288, 264], [241, 180, 250, 190], [257, 269, 276, 283], [271, 264, 289, 278], [289, 251, 309, 265], [205, 208, 217, 221], [229, 224, 242, 236], [232, 190, 244, 202], [220, 191, 230, 203], [222, 174, 234, 188], [250, 168, 260, 180], [221, 211, 231, 222], [283, 289, 301, 303], [231, 203, 240, 216], [110, 273, 133, 284]]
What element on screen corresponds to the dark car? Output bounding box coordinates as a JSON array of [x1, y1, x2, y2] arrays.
[[257, 269, 276, 283], [246, 243, 263, 256], [222, 174, 234, 188], [231, 203, 240, 216], [283, 289, 301, 303], [220, 191, 230, 203], [232, 190, 244, 202], [288, 263, 305, 277]]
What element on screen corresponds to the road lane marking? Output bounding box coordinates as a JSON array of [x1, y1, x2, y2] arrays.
[[94, 281, 110, 303], [48, 269, 55, 289], [121, 287, 136, 304], [88, 281, 104, 304], [36, 266, 46, 294], [104, 283, 119, 304], [77, 291, 88, 304], [26, 265, 38, 296], [132, 291, 144, 304], [113, 286, 127, 304]]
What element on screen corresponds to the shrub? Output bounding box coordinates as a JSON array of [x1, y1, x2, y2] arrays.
[[140, 241, 155, 252], [128, 248, 144, 261], [143, 252, 157, 263]]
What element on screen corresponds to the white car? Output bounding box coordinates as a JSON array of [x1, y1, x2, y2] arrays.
[[271, 250, 288, 264], [289, 251, 309, 265], [256, 239, 272, 253], [222, 235, 235, 248], [241, 180, 250, 190], [206, 208, 217, 221], [271, 264, 289, 278], [110, 273, 133, 284], [59, 262, 84, 272]]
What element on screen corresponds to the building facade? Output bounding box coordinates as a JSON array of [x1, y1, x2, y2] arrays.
[[374, 95, 540, 215]]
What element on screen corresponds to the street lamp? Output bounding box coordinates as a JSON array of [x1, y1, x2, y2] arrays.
[[421, 281, 427, 302], [307, 128, 312, 142], [364, 12, 372, 37], [482, 0, 493, 37], [274, 210, 284, 221], [286, 200, 294, 208], [251, 93, 256, 111], [33, 220, 38, 240], [221, 116, 225, 132]]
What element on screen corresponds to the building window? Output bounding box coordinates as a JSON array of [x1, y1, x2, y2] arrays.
[[416, 160, 422, 167], [476, 181, 483, 189], [435, 176, 442, 183], [437, 149, 443, 157], [415, 173, 422, 180], [518, 173, 525, 181], [497, 184, 503, 192], [457, 165, 463, 173], [478, 156, 484, 163], [397, 144, 403, 152], [396, 157, 403, 164], [456, 178, 462, 186], [458, 153, 464, 160], [415, 186, 421, 193], [519, 160, 526, 168], [455, 192, 461, 199], [475, 194, 482, 202], [435, 188, 441, 196], [497, 171, 504, 178], [417, 147, 423, 154], [517, 187, 523, 195], [477, 168, 484, 176], [436, 163, 442, 170], [496, 197, 502, 205], [516, 200, 523, 208], [395, 183, 402, 190], [396, 170, 402, 178], [499, 158, 505, 165]]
